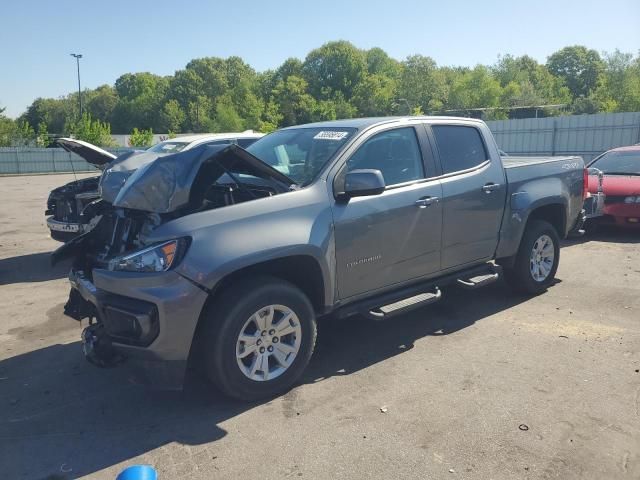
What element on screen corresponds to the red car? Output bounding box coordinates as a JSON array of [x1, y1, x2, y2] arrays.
[[586, 145, 640, 228]]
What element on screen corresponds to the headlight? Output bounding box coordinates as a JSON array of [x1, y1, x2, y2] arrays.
[[108, 238, 189, 272], [624, 196, 640, 204]]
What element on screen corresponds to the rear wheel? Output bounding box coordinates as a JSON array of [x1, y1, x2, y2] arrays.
[[201, 276, 316, 401], [505, 220, 560, 295]]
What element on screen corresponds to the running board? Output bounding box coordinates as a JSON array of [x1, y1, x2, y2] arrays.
[[456, 264, 502, 290], [367, 288, 441, 320]]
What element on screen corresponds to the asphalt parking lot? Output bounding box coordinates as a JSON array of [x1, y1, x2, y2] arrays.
[[0, 173, 639, 480]]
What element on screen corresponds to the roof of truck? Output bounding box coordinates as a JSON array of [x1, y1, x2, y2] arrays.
[[281, 116, 484, 130]]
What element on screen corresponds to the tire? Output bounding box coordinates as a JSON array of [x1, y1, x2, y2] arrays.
[[200, 276, 317, 401], [504, 220, 560, 295]]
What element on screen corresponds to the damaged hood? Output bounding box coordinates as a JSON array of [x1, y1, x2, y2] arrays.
[[55, 138, 117, 167], [111, 144, 296, 213], [99, 150, 170, 202]]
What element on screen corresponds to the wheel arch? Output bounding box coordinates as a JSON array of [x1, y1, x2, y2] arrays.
[[187, 254, 326, 371], [497, 201, 566, 268]]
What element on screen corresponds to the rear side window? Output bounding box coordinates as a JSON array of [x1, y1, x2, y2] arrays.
[[432, 125, 488, 174]]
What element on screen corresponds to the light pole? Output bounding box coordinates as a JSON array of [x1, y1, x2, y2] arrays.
[[70, 53, 83, 118]]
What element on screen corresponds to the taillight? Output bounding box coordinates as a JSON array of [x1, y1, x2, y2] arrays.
[[582, 167, 589, 200]]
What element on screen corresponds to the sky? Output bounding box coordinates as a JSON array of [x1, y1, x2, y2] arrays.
[[1, 0, 639, 118]]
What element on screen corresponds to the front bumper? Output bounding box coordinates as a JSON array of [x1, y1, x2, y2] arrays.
[[593, 203, 640, 228], [67, 268, 209, 389]]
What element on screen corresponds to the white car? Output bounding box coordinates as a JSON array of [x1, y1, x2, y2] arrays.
[[46, 131, 264, 241], [148, 131, 263, 154]]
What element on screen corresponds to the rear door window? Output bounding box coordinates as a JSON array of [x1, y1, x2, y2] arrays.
[[432, 125, 488, 174]]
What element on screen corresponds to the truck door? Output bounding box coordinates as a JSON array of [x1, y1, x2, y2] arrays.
[[429, 124, 506, 270], [332, 126, 443, 300]]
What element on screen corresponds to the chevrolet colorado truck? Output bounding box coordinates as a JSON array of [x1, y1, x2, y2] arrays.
[[54, 117, 587, 401]]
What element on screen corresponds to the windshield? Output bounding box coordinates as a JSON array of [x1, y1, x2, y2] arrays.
[[147, 141, 189, 154], [590, 150, 640, 175], [246, 127, 356, 185]]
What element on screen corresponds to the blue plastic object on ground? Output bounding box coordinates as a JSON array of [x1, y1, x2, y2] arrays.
[[116, 465, 158, 480]]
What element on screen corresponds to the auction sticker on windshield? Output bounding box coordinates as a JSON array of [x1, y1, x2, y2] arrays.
[[314, 131, 350, 141]]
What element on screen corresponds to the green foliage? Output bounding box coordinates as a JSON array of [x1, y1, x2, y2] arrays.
[[547, 46, 605, 99], [129, 127, 154, 147], [0, 108, 16, 146], [302, 40, 367, 99], [66, 113, 116, 147], [14, 44, 640, 141], [13, 121, 35, 146], [36, 122, 51, 147], [213, 96, 245, 132], [160, 99, 186, 132]]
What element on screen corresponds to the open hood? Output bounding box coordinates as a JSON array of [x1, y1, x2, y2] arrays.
[[111, 143, 296, 213], [55, 138, 117, 167]]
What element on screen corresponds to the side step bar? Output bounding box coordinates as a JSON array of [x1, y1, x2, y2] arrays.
[[367, 288, 441, 320], [456, 264, 501, 290], [334, 262, 502, 321]]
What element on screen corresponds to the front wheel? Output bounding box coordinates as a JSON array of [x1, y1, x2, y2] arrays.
[[201, 276, 317, 401], [504, 220, 560, 295]]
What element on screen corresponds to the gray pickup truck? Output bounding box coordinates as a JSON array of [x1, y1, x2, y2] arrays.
[[55, 116, 586, 400]]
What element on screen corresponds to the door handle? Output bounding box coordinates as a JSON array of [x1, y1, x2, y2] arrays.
[[482, 183, 501, 193], [415, 196, 439, 208]]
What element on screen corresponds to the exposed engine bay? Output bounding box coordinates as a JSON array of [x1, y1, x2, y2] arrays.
[[53, 143, 294, 276]]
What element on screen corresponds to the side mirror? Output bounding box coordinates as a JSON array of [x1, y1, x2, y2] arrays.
[[341, 169, 386, 198]]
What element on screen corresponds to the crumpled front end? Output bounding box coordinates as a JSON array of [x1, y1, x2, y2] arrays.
[[55, 143, 294, 388], [64, 263, 208, 389]]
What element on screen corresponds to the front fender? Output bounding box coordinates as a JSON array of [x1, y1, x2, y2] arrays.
[[148, 183, 337, 307]]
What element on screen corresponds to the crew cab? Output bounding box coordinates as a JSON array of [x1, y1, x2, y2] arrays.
[[46, 132, 264, 241], [54, 117, 586, 401]]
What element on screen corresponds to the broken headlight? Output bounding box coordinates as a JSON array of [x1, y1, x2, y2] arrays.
[[108, 238, 189, 272]]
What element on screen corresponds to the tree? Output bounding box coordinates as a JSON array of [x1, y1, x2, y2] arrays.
[[213, 96, 245, 132], [365, 47, 402, 79], [547, 46, 604, 99], [85, 85, 119, 122], [112, 72, 169, 132], [446, 65, 504, 118], [67, 113, 116, 147], [493, 54, 570, 107], [271, 75, 317, 126], [352, 74, 397, 116], [596, 50, 640, 112], [159, 99, 186, 133], [129, 127, 154, 147], [36, 122, 51, 147], [13, 43, 640, 133], [0, 108, 17, 146], [398, 55, 448, 113], [302, 40, 367, 100], [12, 121, 36, 146]]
